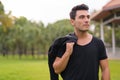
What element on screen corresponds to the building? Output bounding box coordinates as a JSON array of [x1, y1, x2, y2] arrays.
[[91, 0, 120, 56]]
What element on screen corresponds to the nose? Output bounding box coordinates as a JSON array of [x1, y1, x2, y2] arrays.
[[84, 17, 90, 23]]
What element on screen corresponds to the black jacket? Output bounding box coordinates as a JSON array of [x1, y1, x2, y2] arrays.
[[48, 33, 77, 80]]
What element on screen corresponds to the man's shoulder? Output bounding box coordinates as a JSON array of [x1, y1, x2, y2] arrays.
[[92, 36, 105, 48], [53, 32, 77, 45], [93, 36, 102, 42], [53, 36, 68, 46]]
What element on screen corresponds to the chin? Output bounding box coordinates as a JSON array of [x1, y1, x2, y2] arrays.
[[79, 30, 88, 32]]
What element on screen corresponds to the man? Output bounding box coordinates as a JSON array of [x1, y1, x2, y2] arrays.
[[48, 4, 110, 80]]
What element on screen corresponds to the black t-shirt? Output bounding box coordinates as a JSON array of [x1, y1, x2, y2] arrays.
[[56, 37, 107, 80]]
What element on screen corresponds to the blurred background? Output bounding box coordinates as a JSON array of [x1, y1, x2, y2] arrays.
[[0, 0, 120, 80]]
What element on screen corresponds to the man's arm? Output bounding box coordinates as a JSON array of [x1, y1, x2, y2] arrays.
[[100, 59, 110, 80], [53, 42, 74, 74]]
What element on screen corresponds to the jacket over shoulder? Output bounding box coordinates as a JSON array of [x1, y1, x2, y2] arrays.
[[48, 33, 77, 80]]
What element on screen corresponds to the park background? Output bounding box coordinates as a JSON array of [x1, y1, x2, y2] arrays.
[[0, 0, 120, 80]]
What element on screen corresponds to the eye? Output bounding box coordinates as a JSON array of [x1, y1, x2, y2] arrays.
[[79, 15, 85, 19], [87, 15, 90, 19], [79, 15, 90, 19]]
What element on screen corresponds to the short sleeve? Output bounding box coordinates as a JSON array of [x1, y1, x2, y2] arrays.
[[98, 39, 108, 60]]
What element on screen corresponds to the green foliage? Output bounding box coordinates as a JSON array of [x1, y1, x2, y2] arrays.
[[15, 16, 28, 26], [0, 1, 4, 14], [115, 26, 120, 47], [104, 26, 112, 46], [0, 1, 13, 32], [91, 21, 100, 38], [1, 1, 120, 56], [46, 19, 73, 44]]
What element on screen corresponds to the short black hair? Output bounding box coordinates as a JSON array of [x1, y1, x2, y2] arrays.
[[69, 4, 89, 20]]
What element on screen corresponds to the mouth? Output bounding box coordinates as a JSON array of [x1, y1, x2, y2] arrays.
[[83, 24, 90, 26]]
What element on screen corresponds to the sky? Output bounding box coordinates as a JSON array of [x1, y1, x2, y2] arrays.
[[1, 0, 110, 25]]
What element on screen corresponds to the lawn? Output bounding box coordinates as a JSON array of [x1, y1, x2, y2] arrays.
[[0, 55, 50, 80], [0, 55, 120, 80], [109, 60, 120, 80]]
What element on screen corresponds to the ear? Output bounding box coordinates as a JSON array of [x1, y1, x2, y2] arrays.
[[70, 19, 75, 26]]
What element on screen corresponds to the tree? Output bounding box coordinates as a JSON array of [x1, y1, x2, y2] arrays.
[[0, 1, 4, 14], [0, 1, 13, 32]]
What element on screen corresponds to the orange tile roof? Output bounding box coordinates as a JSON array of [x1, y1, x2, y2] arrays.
[[91, 0, 120, 21], [103, 0, 120, 11]]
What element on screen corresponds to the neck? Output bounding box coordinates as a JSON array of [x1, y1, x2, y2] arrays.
[[75, 30, 90, 39], [74, 30, 93, 46]]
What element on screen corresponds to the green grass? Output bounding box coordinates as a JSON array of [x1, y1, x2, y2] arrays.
[[109, 60, 120, 80], [0, 55, 120, 80], [0, 55, 49, 80]]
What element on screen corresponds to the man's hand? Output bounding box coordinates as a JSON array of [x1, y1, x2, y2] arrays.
[[66, 42, 75, 56], [53, 42, 75, 74]]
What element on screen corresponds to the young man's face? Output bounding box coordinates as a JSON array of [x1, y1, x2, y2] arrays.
[[71, 10, 90, 32]]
